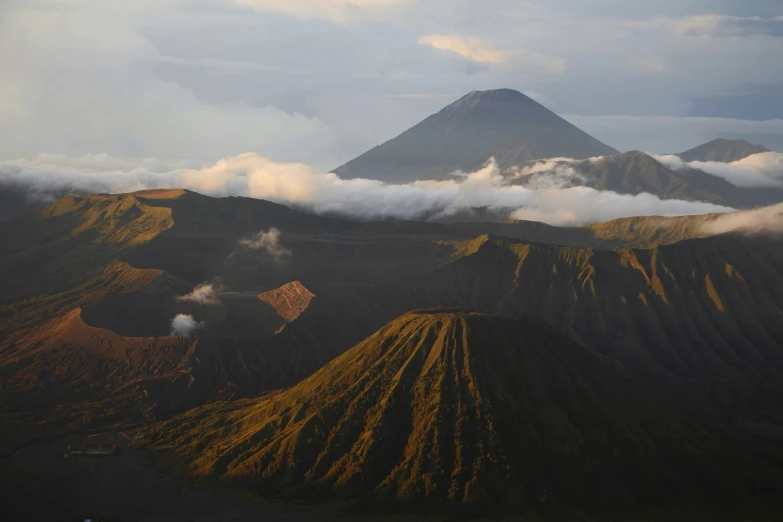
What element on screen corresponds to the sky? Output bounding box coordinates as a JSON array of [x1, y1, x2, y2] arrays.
[[1, 0, 782, 171]]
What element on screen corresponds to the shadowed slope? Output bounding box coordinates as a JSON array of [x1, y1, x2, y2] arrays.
[[678, 139, 769, 163], [3, 190, 783, 454], [143, 311, 782, 515], [513, 151, 783, 209], [333, 89, 617, 183], [284, 234, 783, 416], [577, 151, 732, 205]]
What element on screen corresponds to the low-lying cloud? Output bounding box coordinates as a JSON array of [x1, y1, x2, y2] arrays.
[[239, 228, 292, 260], [176, 154, 733, 225], [176, 283, 222, 306], [702, 203, 783, 236], [654, 152, 783, 188], [509, 188, 728, 226], [1, 152, 737, 227], [170, 314, 205, 337]]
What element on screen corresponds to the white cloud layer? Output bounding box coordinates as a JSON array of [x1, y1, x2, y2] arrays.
[[1, 152, 734, 226], [0, 2, 338, 166], [653, 152, 783, 187], [702, 203, 783, 236]]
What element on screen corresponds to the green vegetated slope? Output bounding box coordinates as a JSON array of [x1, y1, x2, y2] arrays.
[[142, 311, 782, 516]]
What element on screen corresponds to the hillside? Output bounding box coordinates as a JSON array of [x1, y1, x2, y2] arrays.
[[512, 151, 783, 209], [3, 190, 783, 452], [333, 89, 618, 183], [677, 138, 769, 163], [283, 234, 783, 416], [142, 310, 782, 515], [257, 280, 315, 323], [576, 151, 732, 204]]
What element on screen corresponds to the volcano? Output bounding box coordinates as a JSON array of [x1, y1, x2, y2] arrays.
[[332, 89, 618, 183], [677, 138, 769, 163], [142, 310, 781, 515]]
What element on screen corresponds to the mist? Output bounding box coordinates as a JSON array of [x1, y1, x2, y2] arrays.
[[653, 152, 783, 188], [702, 203, 783, 236], [239, 228, 292, 260], [1, 152, 736, 226], [173, 154, 734, 225], [170, 314, 205, 337], [176, 283, 222, 306]]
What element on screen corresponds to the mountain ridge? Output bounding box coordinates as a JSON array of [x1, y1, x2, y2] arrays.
[[677, 138, 769, 163], [141, 310, 783, 515], [333, 89, 618, 182]]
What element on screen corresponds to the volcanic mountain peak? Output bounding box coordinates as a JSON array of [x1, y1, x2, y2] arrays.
[[677, 138, 769, 163], [142, 309, 778, 513], [446, 88, 540, 110], [332, 88, 618, 183]]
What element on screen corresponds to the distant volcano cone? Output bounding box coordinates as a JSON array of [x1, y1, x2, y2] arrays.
[[332, 89, 618, 182], [143, 310, 778, 514], [676, 138, 769, 163]]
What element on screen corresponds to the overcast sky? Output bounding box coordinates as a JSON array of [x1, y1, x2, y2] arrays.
[[1, 0, 782, 170]]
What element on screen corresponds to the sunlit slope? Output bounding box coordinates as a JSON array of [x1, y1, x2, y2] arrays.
[[584, 213, 719, 248], [143, 311, 781, 513], [293, 234, 783, 413], [3, 189, 782, 438]]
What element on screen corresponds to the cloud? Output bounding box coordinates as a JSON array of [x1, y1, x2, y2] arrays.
[[701, 203, 783, 236], [614, 14, 783, 38], [417, 34, 512, 64], [170, 314, 204, 337], [508, 187, 729, 226], [2, 151, 736, 226], [506, 158, 587, 190], [417, 34, 565, 73], [652, 152, 783, 188], [564, 115, 783, 154], [383, 93, 457, 100], [233, 0, 412, 22], [239, 228, 292, 260], [0, 154, 190, 204], [0, 3, 337, 165], [671, 15, 783, 38], [176, 283, 222, 305]]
